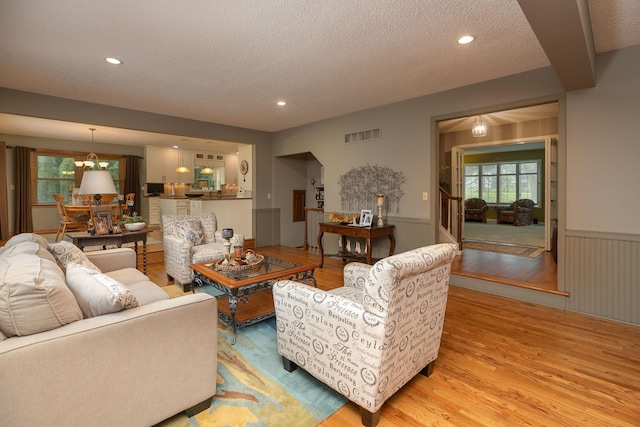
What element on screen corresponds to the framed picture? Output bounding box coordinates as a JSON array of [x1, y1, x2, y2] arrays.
[[93, 217, 110, 235], [359, 209, 373, 227], [197, 179, 209, 189]]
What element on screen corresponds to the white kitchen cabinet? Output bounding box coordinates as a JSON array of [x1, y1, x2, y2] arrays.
[[145, 146, 194, 183], [148, 197, 161, 226]]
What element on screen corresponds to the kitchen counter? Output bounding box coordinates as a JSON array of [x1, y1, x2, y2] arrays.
[[160, 196, 250, 200], [159, 197, 252, 237]]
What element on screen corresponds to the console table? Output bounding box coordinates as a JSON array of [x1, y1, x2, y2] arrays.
[[66, 229, 151, 274], [317, 222, 395, 267]]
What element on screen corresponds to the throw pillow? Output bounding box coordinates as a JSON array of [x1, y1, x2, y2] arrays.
[[0, 240, 58, 265], [66, 262, 140, 318], [48, 241, 101, 273], [175, 218, 204, 245], [0, 253, 83, 337]]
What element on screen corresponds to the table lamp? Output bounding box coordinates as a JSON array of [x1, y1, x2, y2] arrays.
[[79, 169, 117, 203]]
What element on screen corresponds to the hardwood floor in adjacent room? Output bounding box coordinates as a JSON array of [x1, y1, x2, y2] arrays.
[[147, 246, 639, 427]]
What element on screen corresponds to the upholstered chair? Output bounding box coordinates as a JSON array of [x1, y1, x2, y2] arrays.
[[464, 197, 489, 222], [273, 243, 457, 427], [496, 199, 535, 226], [162, 213, 244, 290]]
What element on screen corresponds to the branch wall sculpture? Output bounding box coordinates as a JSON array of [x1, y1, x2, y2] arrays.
[[337, 164, 406, 214]]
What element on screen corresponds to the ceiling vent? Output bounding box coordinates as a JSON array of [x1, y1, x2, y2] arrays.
[[344, 128, 381, 144]]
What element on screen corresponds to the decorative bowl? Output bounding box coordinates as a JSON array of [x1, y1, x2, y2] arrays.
[[124, 222, 145, 231], [214, 253, 265, 272], [185, 193, 204, 198]]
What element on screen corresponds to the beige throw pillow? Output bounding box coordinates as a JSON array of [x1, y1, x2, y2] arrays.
[[66, 263, 140, 318], [0, 253, 83, 337], [48, 241, 101, 273]]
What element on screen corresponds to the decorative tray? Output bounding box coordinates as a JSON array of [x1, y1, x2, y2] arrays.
[[214, 253, 264, 272]]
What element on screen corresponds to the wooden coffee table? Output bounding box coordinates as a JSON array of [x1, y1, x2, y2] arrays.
[[190, 252, 318, 344]]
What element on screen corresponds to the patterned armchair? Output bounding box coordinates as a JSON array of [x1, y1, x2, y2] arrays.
[[162, 213, 244, 291], [464, 198, 488, 222], [496, 199, 535, 226], [273, 243, 457, 427]]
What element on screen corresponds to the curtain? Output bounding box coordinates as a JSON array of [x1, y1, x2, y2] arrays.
[[15, 146, 33, 233], [0, 142, 9, 240], [124, 155, 140, 214]]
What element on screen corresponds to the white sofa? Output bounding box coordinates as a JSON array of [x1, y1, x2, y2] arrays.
[[0, 233, 218, 427], [163, 212, 244, 291]]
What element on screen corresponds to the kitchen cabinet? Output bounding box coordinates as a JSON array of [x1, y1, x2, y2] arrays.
[[148, 197, 160, 227], [146, 146, 194, 183]]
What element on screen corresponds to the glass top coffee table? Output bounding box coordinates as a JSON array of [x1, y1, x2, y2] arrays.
[[190, 252, 318, 344]]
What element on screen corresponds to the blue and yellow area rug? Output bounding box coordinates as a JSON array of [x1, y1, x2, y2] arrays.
[[159, 285, 346, 426]]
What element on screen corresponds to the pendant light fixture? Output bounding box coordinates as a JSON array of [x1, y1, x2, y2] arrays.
[[175, 146, 190, 174], [472, 115, 488, 137], [200, 141, 214, 174]]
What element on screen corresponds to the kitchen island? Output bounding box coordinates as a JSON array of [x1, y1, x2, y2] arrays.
[[159, 196, 252, 237]]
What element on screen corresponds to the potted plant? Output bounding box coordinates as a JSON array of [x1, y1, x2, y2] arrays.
[[120, 213, 146, 231]]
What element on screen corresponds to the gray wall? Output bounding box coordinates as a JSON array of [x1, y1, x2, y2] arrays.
[[272, 44, 640, 325]]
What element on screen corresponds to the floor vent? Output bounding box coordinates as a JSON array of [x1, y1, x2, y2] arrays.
[[344, 128, 381, 144]]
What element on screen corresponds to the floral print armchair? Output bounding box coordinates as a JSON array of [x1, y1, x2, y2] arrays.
[[464, 198, 488, 222], [162, 213, 244, 291], [273, 243, 457, 427], [496, 199, 535, 226]]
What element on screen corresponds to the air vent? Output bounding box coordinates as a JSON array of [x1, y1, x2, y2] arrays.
[[344, 128, 381, 144]]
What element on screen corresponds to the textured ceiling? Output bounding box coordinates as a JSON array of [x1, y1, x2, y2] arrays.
[[0, 0, 639, 141]]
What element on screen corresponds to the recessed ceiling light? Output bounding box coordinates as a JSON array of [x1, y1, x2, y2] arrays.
[[106, 57, 122, 65], [277, 101, 287, 106], [458, 35, 474, 45], [172, 145, 179, 149]]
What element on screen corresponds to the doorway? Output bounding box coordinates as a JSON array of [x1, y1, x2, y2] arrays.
[[437, 102, 559, 294]]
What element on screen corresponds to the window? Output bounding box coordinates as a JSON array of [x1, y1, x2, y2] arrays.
[[32, 149, 124, 204], [465, 161, 539, 205]]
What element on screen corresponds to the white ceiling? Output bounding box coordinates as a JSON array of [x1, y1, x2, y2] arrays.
[[0, 0, 639, 145]]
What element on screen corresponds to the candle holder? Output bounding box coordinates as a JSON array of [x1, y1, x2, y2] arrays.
[[377, 194, 385, 226]]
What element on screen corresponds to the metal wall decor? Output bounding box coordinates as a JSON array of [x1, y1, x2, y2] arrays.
[[337, 164, 405, 213]]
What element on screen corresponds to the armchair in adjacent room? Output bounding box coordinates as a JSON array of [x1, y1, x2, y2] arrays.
[[162, 212, 244, 290], [464, 197, 488, 222], [273, 243, 457, 427], [496, 199, 535, 226]]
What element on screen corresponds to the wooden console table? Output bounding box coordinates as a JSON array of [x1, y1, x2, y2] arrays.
[[66, 229, 151, 274], [317, 222, 395, 268]]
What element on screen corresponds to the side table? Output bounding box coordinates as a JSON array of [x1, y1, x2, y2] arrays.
[[317, 222, 395, 268], [66, 229, 151, 274]]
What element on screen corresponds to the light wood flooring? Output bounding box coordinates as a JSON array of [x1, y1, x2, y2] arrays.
[[146, 245, 640, 427]]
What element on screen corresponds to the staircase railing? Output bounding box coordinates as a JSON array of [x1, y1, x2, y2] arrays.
[[304, 207, 324, 253], [439, 187, 463, 249]]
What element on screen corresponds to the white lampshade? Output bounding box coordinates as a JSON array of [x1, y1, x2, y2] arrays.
[[79, 170, 117, 195]]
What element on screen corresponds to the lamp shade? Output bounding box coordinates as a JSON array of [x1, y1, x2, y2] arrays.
[[79, 170, 117, 195]]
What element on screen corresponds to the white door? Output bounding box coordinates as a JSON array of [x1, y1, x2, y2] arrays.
[[450, 146, 465, 241], [545, 137, 558, 251]]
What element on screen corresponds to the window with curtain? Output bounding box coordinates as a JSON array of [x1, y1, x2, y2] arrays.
[[31, 149, 124, 204], [465, 160, 539, 205]]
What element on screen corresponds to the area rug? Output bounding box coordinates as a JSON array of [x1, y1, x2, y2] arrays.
[[463, 241, 545, 258], [158, 284, 347, 427]]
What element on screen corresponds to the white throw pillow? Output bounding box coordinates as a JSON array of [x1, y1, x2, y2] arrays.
[[0, 253, 83, 337], [48, 241, 101, 273], [65, 263, 140, 318]]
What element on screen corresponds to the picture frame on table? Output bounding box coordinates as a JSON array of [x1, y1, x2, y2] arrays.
[[93, 217, 110, 235], [197, 179, 209, 189], [359, 209, 373, 227]]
